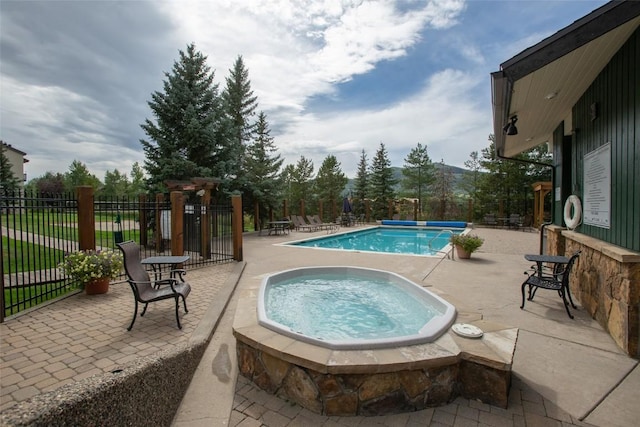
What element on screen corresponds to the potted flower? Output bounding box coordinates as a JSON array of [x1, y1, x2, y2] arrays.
[[450, 234, 484, 259], [59, 249, 124, 294]]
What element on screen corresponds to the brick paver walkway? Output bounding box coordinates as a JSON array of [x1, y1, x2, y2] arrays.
[[0, 262, 237, 412]]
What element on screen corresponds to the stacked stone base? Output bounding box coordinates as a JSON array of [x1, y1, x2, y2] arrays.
[[237, 340, 510, 416], [547, 227, 640, 356]]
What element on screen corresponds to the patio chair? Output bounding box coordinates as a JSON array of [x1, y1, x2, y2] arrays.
[[483, 214, 498, 227], [520, 251, 580, 319], [117, 241, 191, 330], [509, 214, 523, 229]]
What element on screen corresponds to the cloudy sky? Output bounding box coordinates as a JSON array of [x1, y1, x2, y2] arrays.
[[1, 0, 607, 182]]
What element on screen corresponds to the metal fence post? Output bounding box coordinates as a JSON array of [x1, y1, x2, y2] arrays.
[[170, 191, 184, 256], [232, 194, 243, 261]]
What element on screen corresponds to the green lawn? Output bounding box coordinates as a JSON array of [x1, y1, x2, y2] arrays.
[[2, 237, 65, 273]]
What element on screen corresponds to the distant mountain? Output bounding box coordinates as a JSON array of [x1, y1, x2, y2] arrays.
[[345, 164, 468, 193]]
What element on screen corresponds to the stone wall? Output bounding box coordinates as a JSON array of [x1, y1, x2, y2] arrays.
[[0, 342, 206, 426], [236, 340, 510, 416], [546, 227, 640, 357]]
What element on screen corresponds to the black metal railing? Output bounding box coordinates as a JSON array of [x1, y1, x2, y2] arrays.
[[2, 190, 235, 320], [1, 190, 78, 319]]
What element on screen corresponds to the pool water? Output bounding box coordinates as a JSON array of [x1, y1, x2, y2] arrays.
[[288, 226, 462, 255], [264, 274, 441, 341]]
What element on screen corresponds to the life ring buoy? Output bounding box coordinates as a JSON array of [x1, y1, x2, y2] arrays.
[[564, 195, 582, 230]]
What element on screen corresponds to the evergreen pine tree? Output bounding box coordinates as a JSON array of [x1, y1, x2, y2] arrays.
[[368, 143, 396, 220], [289, 156, 314, 215], [431, 159, 455, 220], [222, 55, 258, 194], [400, 142, 434, 215], [315, 155, 348, 221], [140, 43, 230, 193], [353, 149, 369, 215], [244, 112, 284, 223]]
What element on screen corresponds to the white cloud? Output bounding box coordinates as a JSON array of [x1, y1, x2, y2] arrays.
[[276, 68, 489, 177]]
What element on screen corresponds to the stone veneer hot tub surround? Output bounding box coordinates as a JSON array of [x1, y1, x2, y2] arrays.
[[233, 280, 518, 416]]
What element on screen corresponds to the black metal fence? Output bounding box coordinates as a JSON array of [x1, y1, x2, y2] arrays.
[[1, 190, 235, 320]]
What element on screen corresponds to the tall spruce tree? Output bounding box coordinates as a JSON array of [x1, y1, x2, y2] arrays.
[[244, 112, 284, 224], [431, 159, 456, 220], [460, 151, 482, 221], [315, 155, 348, 221], [400, 142, 434, 215], [353, 149, 369, 215], [140, 43, 230, 193], [222, 55, 258, 194], [368, 143, 396, 220], [289, 156, 314, 215]]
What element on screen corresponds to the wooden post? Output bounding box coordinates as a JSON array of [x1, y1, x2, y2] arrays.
[[170, 191, 184, 256], [413, 200, 418, 221], [77, 186, 95, 251], [232, 194, 243, 261], [388, 200, 394, 219], [254, 200, 260, 231], [299, 199, 305, 218], [155, 193, 164, 252], [467, 199, 473, 223], [201, 189, 211, 260], [365, 199, 370, 223], [282, 199, 288, 219]]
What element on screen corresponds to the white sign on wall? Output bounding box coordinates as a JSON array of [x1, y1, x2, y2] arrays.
[[583, 143, 611, 228]]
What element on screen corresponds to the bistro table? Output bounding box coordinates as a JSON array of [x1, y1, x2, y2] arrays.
[[524, 254, 570, 277], [265, 220, 291, 235], [141, 255, 190, 281]]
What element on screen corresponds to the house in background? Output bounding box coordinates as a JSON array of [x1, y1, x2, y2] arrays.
[[491, 0, 640, 356], [1, 141, 29, 189]]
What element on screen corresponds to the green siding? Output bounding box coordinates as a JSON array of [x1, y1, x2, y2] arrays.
[[571, 27, 639, 252]]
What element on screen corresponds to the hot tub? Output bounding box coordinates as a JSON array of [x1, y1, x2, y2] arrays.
[[257, 266, 456, 350], [233, 267, 516, 416]]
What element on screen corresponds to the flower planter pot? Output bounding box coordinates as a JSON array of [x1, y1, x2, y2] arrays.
[[455, 245, 471, 259], [85, 277, 110, 295]]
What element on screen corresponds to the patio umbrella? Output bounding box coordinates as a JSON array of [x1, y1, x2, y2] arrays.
[[343, 197, 352, 213]]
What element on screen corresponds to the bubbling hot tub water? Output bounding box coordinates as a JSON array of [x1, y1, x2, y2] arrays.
[[258, 266, 456, 350]]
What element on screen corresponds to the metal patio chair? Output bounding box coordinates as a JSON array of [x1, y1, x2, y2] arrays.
[[520, 251, 581, 319], [117, 241, 191, 330]]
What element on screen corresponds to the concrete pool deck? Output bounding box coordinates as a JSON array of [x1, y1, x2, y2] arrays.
[[174, 225, 639, 426], [1, 225, 638, 425]]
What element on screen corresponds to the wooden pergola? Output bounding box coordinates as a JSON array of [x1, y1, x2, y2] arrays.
[[532, 181, 552, 228]]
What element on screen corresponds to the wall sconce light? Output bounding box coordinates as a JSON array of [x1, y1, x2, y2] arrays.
[[503, 115, 518, 135]]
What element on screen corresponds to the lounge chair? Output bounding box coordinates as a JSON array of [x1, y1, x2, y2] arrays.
[[117, 241, 191, 330], [309, 215, 338, 231], [291, 215, 315, 232], [521, 251, 580, 318]]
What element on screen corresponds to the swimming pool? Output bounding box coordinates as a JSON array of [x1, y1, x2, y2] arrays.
[[287, 226, 463, 256]]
